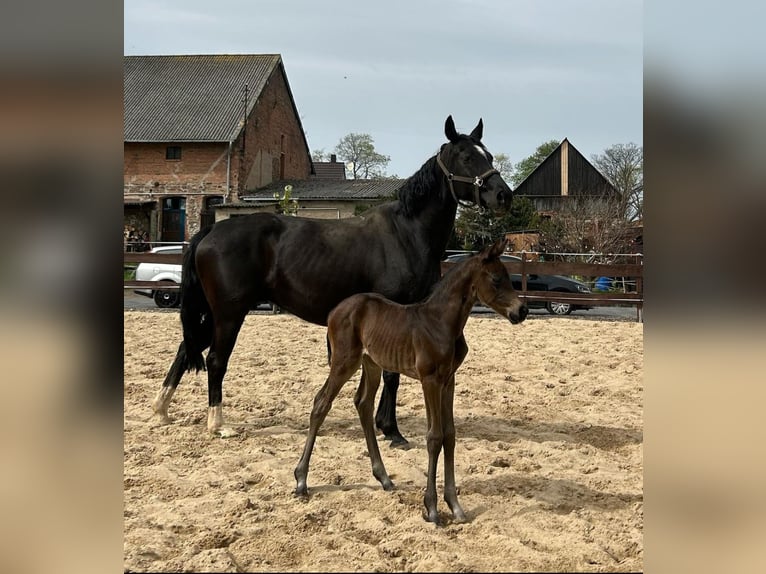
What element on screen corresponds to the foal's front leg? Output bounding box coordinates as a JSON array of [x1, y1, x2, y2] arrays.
[[442, 373, 466, 523], [421, 376, 444, 525]]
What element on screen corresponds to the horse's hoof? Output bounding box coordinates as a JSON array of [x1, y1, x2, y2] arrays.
[[215, 427, 239, 438], [388, 436, 411, 450], [452, 511, 468, 524], [381, 479, 395, 492], [294, 485, 309, 499], [152, 413, 172, 426]]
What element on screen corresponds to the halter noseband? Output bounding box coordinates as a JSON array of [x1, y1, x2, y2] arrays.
[[436, 152, 499, 208]]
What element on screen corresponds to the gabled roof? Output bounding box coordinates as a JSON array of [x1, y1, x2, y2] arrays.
[[311, 161, 347, 180], [242, 178, 406, 201], [513, 138, 617, 197], [124, 54, 303, 144]]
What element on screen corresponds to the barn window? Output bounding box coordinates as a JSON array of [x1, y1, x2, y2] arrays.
[[166, 146, 182, 160]]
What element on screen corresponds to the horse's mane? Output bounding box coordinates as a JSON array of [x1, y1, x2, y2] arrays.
[[395, 144, 447, 218]]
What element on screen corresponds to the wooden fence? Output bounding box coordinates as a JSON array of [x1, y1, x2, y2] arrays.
[[124, 250, 644, 322]]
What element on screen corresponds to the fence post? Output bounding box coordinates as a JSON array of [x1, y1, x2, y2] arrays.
[[520, 251, 527, 292]]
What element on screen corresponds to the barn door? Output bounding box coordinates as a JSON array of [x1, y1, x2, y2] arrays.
[[161, 197, 186, 243]]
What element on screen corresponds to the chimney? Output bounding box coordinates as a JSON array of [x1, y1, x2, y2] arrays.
[[330, 154, 337, 163]]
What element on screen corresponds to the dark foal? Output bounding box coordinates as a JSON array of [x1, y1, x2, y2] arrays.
[[294, 237, 528, 525]]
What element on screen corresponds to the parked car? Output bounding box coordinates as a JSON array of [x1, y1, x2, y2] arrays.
[[134, 245, 184, 308], [442, 252, 592, 315]]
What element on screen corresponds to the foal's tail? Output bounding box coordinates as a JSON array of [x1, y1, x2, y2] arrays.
[[180, 226, 214, 373]]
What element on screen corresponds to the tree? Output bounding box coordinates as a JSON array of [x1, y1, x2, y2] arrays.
[[451, 196, 541, 251], [312, 148, 330, 162], [591, 143, 643, 222], [537, 195, 634, 262], [334, 133, 391, 179], [493, 152, 513, 184], [510, 139, 560, 188]]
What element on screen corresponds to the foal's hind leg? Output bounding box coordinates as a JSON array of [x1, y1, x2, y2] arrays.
[[151, 341, 187, 424], [375, 371, 410, 448], [206, 312, 247, 436], [355, 357, 394, 491], [294, 353, 361, 497]]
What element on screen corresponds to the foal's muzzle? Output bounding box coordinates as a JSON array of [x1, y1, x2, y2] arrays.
[[507, 303, 528, 325]]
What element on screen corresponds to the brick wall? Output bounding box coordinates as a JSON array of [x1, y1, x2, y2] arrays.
[[231, 64, 312, 199]]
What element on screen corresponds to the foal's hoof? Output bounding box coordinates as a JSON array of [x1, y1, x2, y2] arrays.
[[423, 510, 442, 527], [294, 485, 309, 499]]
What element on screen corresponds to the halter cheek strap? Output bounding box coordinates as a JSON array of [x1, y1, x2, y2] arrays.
[[436, 153, 499, 208]]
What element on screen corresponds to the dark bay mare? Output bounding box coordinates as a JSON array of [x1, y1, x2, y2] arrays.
[[294, 238, 528, 525], [152, 116, 514, 445]]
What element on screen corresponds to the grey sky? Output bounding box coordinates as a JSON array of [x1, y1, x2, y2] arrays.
[[124, 0, 642, 179]]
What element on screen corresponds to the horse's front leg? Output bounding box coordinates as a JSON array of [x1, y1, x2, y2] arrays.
[[355, 357, 393, 490], [421, 376, 444, 525], [375, 370, 410, 448], [442, 373, 466, 523]]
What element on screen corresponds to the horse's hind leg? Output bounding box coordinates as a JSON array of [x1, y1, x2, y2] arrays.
[[206, 312, 247, 436], [355, 357, 393, 491], [375, 371, 410, 448], [151, 341, 188, 424]]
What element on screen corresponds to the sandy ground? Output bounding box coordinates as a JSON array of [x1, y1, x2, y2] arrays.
[[124, 310, 643, 572]]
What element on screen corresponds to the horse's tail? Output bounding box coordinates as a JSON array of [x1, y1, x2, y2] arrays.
[[180, 226, 214, 373], [326, 334, 332, 366]]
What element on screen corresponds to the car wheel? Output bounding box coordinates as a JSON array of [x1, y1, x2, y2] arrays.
[[547, 300, 572, 315], [153, 285, 179, 308]]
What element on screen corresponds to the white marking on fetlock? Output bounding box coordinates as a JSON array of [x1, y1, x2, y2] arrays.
[[207, 406, 239, 437], [207, 405, 224, 433], [152, 386, 176, 424]]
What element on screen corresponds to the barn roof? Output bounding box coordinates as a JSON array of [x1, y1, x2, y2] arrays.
[[124, 54, 298, 143]]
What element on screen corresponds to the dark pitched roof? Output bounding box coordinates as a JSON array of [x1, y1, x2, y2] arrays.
[[514, 138, 617, 197], [125, 54, 283, 142], [311, 160, 346, 180], [241, 178, 406, 201]]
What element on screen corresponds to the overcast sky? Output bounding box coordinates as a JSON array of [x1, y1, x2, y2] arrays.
[[124, 0, 643, 179]]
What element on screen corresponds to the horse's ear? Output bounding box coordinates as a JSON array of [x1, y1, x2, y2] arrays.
[[470, 118, 483, 141], [445, 115, 459, 143]]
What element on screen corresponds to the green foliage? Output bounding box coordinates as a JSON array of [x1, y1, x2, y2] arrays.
[[450, 196, 541, 251], [510, 139, 560, 188], [274, 184, 299, 216]]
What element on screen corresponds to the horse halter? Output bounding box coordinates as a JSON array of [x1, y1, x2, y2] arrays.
[[436, 152, 499, 208]]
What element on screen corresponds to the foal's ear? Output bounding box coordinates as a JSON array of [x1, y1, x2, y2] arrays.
[[470, 118, 484, 141], [482, 237, 507, 260], [445, 115, 459, 143]]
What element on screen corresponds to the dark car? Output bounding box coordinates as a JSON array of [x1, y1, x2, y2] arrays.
[[443, 252, 592, 315]]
